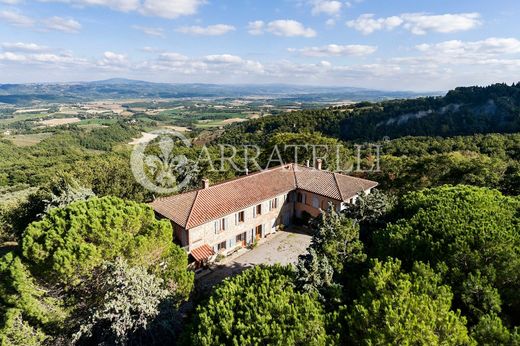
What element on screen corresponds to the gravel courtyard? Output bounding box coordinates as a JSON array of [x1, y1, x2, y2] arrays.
[[196, 228, 312, 291]]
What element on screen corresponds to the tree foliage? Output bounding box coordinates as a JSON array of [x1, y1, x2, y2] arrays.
[[21, 196, 193, 298], [0, 252, 65, 344], [191, 265, 329, 346], [345, 258, 473, 345], [73, 258, 169, 345], [308, 209, 366, 276], [374, 185, 520, 326]]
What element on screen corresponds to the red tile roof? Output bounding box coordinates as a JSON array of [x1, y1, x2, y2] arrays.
[[151, 164, 377, 229], [190, 244, 215, 262]]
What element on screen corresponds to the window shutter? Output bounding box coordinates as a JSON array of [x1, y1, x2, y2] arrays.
[[253, 206, 256, 218], [214, 221, 217, 234], [235, 213, 238, 225], [224, 218, 227, 231], [269, 200, 272, 211]]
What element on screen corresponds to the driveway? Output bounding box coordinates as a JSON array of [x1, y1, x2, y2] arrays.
[[196, 228, 312, 291]]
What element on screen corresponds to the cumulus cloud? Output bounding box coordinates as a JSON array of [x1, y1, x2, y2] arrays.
[[42, 16, 82, 33], [132, 25, 164, 37], [346, 12, 481, 35], [204, 54, 243, 64], [176, 24, 235, 36], [346, 14, 403, 35], [36, 0, 205, 19], [97, 51, 129, 69], [289, 44, 377, 57], [1, 42, 48, 52], [416, 38, 520, 60], [401, 13, 481, 35], [139, 0, 204, 19], [311, 0, 342, 16], [0, 9, 34, 27], [0, 48, 86, 65], [247, 20, 265, 35], [268, 20, 316, 37], [248, 20, 316, 37], [0, 51, 27, 62]]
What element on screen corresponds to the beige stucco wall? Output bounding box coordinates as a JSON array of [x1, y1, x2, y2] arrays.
[[187, 191, 294, 254], [185, 187, 372, 256]]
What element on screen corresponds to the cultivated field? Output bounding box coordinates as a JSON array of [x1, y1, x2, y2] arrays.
[[39, 117, 81, 127], [5, 133, 53, 146]]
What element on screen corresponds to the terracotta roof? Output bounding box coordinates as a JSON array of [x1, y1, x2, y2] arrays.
[[151, 164, 377, 229], [190, 244, 214, 262]]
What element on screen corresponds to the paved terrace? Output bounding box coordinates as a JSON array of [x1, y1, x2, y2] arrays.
[[195, 227, 312, 292]]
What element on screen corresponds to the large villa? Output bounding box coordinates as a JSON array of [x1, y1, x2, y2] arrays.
[[151, 161, 378, 264]]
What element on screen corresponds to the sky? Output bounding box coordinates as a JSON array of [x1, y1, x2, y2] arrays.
[[1, 0, 520, 91]]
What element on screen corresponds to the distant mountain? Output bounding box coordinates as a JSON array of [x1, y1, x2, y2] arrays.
[[0, 79, 435, 105]]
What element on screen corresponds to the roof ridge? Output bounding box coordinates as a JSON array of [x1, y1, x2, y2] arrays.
[[333, 172, 345, 201], [185, 190, 199, 228], [201, 164, 293, 190]]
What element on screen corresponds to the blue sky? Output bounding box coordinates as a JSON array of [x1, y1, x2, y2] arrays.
[[1, 0, 520, 90]]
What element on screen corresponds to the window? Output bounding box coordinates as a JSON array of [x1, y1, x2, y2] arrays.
[[214, 218, 226, 233], [270, 198, 278, 210], [255, 204, 262, 216], [297, 192, 303, 203], [312, 196, 319, 208], [217, 241, 227, 251], [238, 211, 245, 223], [321, 200, 326, 210]]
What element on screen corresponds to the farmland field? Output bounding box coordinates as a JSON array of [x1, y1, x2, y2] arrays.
[[4, 133, 53, 146]]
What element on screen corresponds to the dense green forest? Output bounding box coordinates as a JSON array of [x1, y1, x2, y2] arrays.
[[218, 83, 520, 144], [1, 83, 520, 344]]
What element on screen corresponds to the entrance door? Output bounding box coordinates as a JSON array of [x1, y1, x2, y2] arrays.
[[236, 232, 247, 247], [255, 225, 262, 240]]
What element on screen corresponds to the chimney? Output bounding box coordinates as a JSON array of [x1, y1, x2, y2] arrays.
[[202, 178, 210, 189], [316, 159, 323, 170], [306, 160, 310, 167]]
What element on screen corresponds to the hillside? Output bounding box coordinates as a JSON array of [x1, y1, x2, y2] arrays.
[[217, 83, 520, 144], [0, 79, 429, 105]]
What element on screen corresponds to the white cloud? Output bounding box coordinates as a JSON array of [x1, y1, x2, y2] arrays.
[[0, 0, 22, 4], [311, 0, 342, 16], [0, 9, 34, 27], [416, 38, 520, 59], [36, 0, 205, 19], [266, 20, 316, 37], [39, 0, 140, 12], [1, 42, 48, 52], [138, 0, 205, 19], [159, 52, 188, 61], [289, 44, 377, 57], [0, 48, 87, 65], [248, 19, 316, 37], [346, 14, 402, 35], [204, 54, 243, 64], [98, 51, 129, 69], [42, 16, 81, 33], [247, 20, 264, 35], [347, 12, 481, 35], [176, 24, 235, 36], [132, 25, 164, 37], [401, 13, 481, 35], [0, 51, 27, 62]]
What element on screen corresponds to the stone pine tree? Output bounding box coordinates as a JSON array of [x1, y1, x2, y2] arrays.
[[190, 265, 329, 346], [345, 258, 473, 345]]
